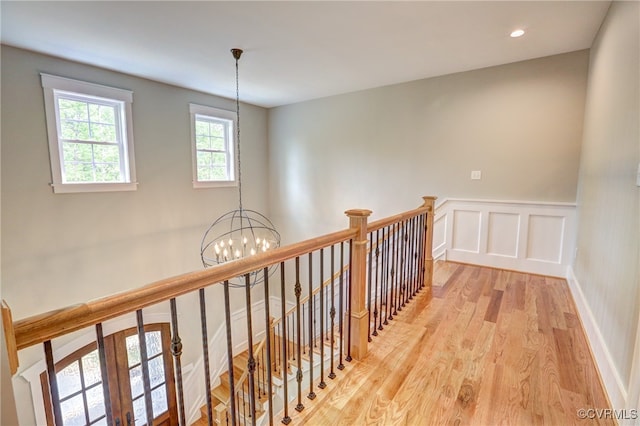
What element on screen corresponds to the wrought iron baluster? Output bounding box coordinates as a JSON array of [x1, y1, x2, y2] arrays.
[[168, 299, 186, 426], [319, 247, 327, 388], [44, 340, 63, 426], [294, 257, 305, 412], [367, 234, 373, 342], [389, 223, 397, 320], [373, 229, 380, 336], [95, 323, 114, 426], [135, 310, 154, 425], [401, 220, 408, 308], [243, 274, 257, 426], [420, 212, 428, 290], [329, 244, 337, 379], [338, 241, 345, 370], [279, 262, 291, 424], [221, 282, 237, 426], [263, 268, 274, 426], [199, 289, 214, 426], [382, 226, 389, 327], [307, 252, 316, 400]]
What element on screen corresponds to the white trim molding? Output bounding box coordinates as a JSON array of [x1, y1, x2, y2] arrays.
[[434, 198, 576, 277], [566, 266, 628, 411]]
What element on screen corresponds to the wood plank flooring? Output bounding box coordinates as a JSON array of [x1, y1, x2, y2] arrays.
[[289, 261, 613, 425]]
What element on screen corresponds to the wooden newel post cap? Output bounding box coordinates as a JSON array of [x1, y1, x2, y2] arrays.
[[344, 209, 372, 218], [421, 196, 437, 211]]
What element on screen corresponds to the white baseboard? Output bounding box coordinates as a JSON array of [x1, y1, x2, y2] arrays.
[[566, 266, 628, 410]]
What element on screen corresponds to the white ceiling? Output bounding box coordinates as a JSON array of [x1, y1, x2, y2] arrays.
[[1, 1, 610, 108]]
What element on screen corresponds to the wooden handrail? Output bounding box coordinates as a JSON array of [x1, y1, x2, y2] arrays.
[[7, 227, 357, 353], [367, 205, 429, 233]]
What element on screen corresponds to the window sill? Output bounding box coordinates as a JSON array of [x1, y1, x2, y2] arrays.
[[192, 180, 238, 189], [51, 182, 138, 194]]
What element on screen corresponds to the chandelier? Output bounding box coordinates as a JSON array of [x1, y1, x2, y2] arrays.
[[200, 48, 280, 286]]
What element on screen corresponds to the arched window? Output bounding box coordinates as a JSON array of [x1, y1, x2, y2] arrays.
[[40, 323, 177, 426]]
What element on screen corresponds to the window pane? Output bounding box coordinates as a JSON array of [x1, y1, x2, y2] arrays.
[[210, 122, 224, 138], [146, 332, 162, 358], [90, 104, 115, 125], [197, 151, 212, 166], [94, 163, 122, 182], [57, 361, 82, 399], [195, 134, 210, 150], [93, 144, 120, 164], [60, 393, 85, 426], [129, 364, 143, 399], [58, 98, 88, 121], [151, 386, 168, 418], [61, 120, 90, 141], [197, 166, 211, 181], [126, 335, 141, 367], [211, 167, 227, 180], [86, 384, 106, 421], [212, 153, 227, 166], [90, 123, 116, 142], [210, 136, 224, 151], [148, 356, 165, 389], [62, 142, 92, 163], [64, 162, 94, 183], [132, 397, 146, 426], [81, 351, 101, 387]]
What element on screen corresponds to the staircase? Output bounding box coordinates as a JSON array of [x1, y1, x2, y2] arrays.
[[192, 328, 339, 425]]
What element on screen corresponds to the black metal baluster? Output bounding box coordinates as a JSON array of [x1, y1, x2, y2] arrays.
[[373, 229, 380, 336], [367, 234, 373, 342], [401, 220, 408, 308], [338, 241, 345, 370], [307, 252, 316, 400], [420, 212, 427, 290], [199, 290, 214, 426], [411, 216, 419, 297], [382, 226, 389, 328], [329, 244, 337, 379], [263, 267, 274, 426], [280, 263, 291, 424], [135, 310, 154, 425], [318, 247, 326, 388], [168, 299, 186, 426], [242, 274, 257, 426], [222, 281, 237, 426], [95, 324, 114, 426], [44, 341, 63, 426], [389, 224, 397, 320], [294, 257, 305, 412], [346, 238, 353, 362]]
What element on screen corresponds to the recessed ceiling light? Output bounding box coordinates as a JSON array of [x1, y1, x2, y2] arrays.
[[510, 29, 525, 38]]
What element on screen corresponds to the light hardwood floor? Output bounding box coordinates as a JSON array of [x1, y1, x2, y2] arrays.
[[287, 261, 613, 425]]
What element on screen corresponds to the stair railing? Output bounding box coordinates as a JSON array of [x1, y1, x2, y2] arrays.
[[1, 196, 435, 426]]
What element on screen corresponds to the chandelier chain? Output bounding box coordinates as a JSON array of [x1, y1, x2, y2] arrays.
[[235, 53, 243, 212]]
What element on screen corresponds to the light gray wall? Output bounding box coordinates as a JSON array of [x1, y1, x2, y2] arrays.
[[573, 0, 639, 398], [268, 51, 590, 242], [1, 46, 270, 424]]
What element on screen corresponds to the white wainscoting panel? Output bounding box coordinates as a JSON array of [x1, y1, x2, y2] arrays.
[[434, 199, 576, 277]]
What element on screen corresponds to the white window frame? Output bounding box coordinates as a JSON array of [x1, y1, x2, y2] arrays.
[[41, 73, 137, 193], [189, 103, 237, 188]]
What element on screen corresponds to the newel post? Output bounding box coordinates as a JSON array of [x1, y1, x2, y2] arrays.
[[345, 209, 372, 361], [422, 196, 437, 299]]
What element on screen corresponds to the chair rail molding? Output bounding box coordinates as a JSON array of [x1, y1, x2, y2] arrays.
[[433, 198, 577, 277]]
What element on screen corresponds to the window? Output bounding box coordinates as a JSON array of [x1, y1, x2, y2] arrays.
[[189, 104, 236, 188], [40, 324, 177, 426], [41, 74, 137, 193]]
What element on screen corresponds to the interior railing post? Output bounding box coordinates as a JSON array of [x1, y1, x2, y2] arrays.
[[344, 208, 372, 361], [279, 262, 291, 425], [169, 299, 186, 426], [422, 196, 437, 298]]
